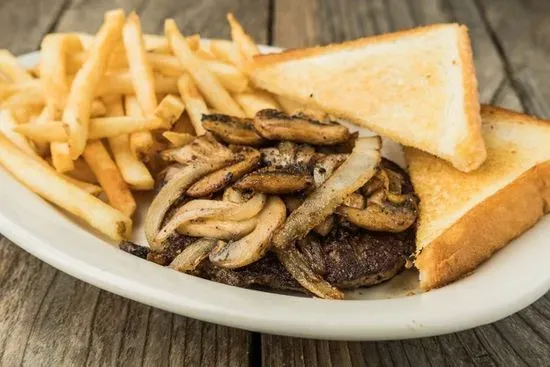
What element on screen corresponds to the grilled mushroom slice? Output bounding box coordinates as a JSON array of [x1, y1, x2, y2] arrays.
[[234, 165, 314, 194], [160, 132, 232, 163], [187, 147, 261, 197], [209, 196, 286, 268], [202, 114, 265, 146], [337, 190, 417, 232], [254, 109, 351, 145], [261, 141, 316, 169], [343, 192, 365, 209]]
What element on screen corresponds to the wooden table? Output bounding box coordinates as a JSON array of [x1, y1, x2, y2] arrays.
[[1, 0, 550, 365]]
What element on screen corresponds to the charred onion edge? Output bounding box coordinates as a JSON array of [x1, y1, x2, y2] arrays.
[[169, 238, 220, 272], [178, 217, 258, 240], [145, 158, 236, 250], [276, 246, 344, 300], [209, 196, 287, 268], [272, 136, 381, 249], [154, 193, 266, 246]]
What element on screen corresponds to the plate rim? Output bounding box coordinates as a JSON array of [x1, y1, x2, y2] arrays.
[[1, 49, 549, 341]]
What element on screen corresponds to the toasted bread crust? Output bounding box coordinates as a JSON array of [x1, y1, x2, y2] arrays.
[[454, 25, 485, 172], [250, 24, 485, 173], [252, 24, 457, 66], [415, 106, 550, 290], [416, 161, 550, 289]]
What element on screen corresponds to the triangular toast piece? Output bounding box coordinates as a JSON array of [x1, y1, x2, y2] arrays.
[[248, 24, 485, 172], [405, 105, 550, 289]]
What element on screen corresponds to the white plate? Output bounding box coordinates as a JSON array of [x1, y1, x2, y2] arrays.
[[1, 49, 549, 341]]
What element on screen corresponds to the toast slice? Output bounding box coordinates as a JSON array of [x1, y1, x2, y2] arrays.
[[405, 105, 550, 290], [248, 24, 485, 172]]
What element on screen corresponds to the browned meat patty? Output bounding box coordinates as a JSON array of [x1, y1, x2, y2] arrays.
[[197, 222, 415, 292]]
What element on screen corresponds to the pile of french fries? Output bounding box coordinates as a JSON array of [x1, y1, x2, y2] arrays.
[[0, 9, 315, 241]]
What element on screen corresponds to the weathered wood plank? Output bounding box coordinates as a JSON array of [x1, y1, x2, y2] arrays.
[[22, 274, 101, 366], [84, 291, 130, 366], [0, 239, 252, 367], [0, 237, 57, 367], [265, 1, 549, 366], [54, 0, 143, 33], [1, 1, 268, 366], [0, 0, 67, 54], [476, 0, 550, 117], [139, 0, 269, 43]]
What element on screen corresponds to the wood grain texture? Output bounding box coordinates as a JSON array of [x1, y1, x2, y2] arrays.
[[0, 0, 68, 54], [264, 1, 550, 365], [0, 0, 263, 366], [0, 239, 251, 367], [138, 0, 269, 43], [476, 0, 550, 117]]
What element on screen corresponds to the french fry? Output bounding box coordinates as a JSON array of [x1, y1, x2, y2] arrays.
[[17, 96, 183, 142], [123, 12, 157, 115], [51, 141, 75, 173], [32, 106, 52, 157], [226, 13, 260, 60], [204, 60, 248, 93], [62, 175, 102, 196], [0, 50, 34, 82], [0, 107, 101, 195], [1, 87, 44, 110], [0, 131, 132, 241], [234, 90, 280, 118], [162, 131, 194, 147], [104, 95, 154, 190], [15, 116, 165, 142], [172, 113, 196, 135], [165, 19, 245, 117], [0, 109, 37, 157], [83, 140, 136, 217], [122, 12, 160, 163], [124, 95, 155, 161], [11, 107, 34, 125], [154, 94, 185, 124], [209, 40, 246, 69], [177, 73, 208, 135], [37, 105, 74, 173], [77, 32, 200, 53], [0, 80, 41, 102], [96, 72, 178, 96], [145, 54, 248, 93], [62, 9, 125, 159], [76, 33, 94, 51], [68, 157, 98, 183], [26, 65, 40, 78], [194, 48, 217, 61], [33, 140, 50, 157], [39, 35, 76, 111], [90, 99, 107, 117]]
